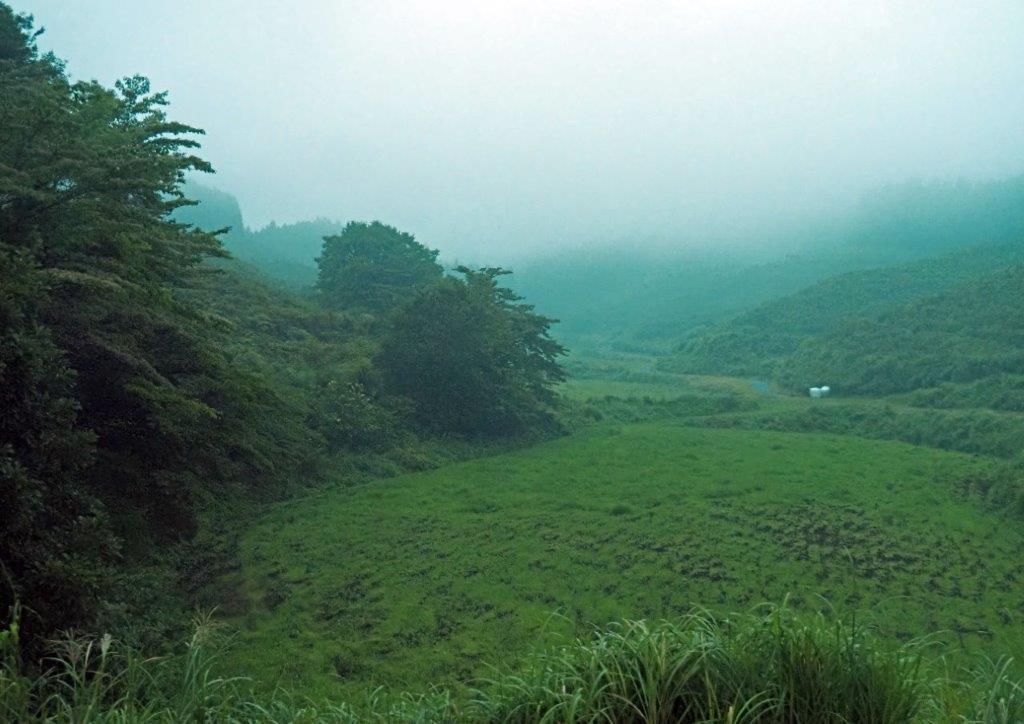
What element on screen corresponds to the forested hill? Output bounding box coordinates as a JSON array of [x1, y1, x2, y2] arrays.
[[776, 264, 1024, 398], [669, 243, 1024, 376], [508, 248, 879, 350], [508, 176, 1024, 351], [173, 181, 336, 289]]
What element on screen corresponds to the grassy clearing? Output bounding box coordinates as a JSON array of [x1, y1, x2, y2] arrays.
[[699, 399, 1024, 460], [215, 424, 1024, 699], [559, 373, 766, 402]]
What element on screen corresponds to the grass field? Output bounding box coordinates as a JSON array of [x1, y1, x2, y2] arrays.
[[217, 423, 1024, 700], [560, 373, 770, 402]]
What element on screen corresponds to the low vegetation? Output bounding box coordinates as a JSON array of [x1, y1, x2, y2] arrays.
[[700, 402, 1024, 461], [215, 425, 1024, 697], [5, 605, 1024, 722]]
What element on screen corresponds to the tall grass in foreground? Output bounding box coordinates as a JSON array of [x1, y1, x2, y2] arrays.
[[4, 605, 1024, 722], [473, 608, 931, 723]]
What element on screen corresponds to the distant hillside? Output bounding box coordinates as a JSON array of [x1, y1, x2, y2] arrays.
[[512, 176, 1024, 350], [174, 182, 340, 289], [777, 264, 1024, 396], [173, 176, 1024, 345], [670, 244, 1024, 376], [173, 181, 246, 232], [240, 219, 344, 288], [510, 247, 888, 352]]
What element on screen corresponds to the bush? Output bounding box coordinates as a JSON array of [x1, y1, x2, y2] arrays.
[[310, 379, 401, 452], [472, 607, 926, 723]]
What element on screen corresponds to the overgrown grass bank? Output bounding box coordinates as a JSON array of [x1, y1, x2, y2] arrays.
[[5, 606, 1024, 722]]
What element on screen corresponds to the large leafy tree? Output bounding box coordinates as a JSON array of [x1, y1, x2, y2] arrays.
[[0, 4, 309, 646], [316, 221, 443, 313], [377, 267, 566, 437]]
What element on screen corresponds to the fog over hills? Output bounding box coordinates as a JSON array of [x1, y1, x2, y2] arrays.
[[21, 0, 1024, 260]]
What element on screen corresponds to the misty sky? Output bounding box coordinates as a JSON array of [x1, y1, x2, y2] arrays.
[[17, 1, 1024, 259]]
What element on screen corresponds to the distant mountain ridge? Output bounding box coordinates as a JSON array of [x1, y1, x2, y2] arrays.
[[175, 175, 1024, 352]]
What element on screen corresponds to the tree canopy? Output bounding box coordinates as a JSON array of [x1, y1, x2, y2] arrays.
[[316, 221, 443, 313], [377, 267, 565, 437], [0, 6, 311, 646]]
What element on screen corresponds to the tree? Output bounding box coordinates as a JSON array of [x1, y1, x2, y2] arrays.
[[316, 221, 442, 313], [0, 252, 112, 650], [0, 4, 312, 648], [377, 267, 566, 437]]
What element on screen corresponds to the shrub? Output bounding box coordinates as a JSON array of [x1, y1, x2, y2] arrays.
[[310, 380, 401, 452], [471, 607, 926, 723]]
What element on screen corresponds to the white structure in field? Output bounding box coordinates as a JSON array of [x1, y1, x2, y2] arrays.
[[809, 386, 831, 399]]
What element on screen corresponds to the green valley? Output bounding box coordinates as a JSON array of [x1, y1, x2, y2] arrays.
[[6, 2, 1024, 721]]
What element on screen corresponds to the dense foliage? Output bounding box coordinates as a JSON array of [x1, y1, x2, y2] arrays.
[[316, 221, 443, 313], [900, 374, 1024, 413], [778, 265, 1024, 396], [671, 243, 1024, 377], [0, 254, 107, 642], [378, 267, 566, 436], [0, 6, 252, 643]]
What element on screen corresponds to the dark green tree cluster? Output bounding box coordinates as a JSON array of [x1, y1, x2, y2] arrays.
[[317, 230, 566, 437], [376, 266, 566, 436], [316, 221, 443, 312], [0, 6, 311, 647]]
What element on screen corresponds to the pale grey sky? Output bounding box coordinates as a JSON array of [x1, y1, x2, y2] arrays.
[[16, 1, 1024, 259]]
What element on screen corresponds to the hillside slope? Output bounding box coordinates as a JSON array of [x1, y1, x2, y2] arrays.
[[669, 244, 1024, 376], [511, 248, 890, 350], [777, 264, 1024, 396]]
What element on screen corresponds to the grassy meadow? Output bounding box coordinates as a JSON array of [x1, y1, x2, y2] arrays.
[[559, 372, 770, 402], [216, 422, 1024, 699]]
